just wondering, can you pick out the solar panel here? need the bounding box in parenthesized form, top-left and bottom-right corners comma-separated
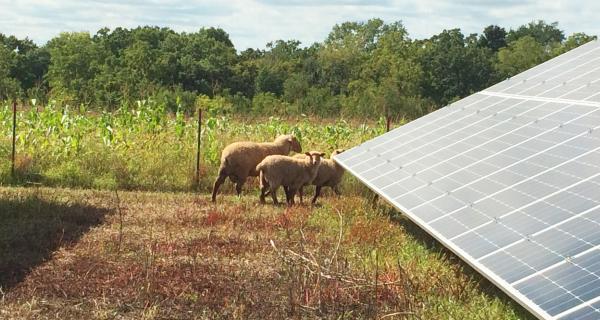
(335, 39, 600, 320)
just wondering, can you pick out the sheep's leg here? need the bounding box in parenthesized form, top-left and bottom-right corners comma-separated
(211, 170, 227, 202)
(259, 172, 269, 204)
(311, 186, 322, 204)
(235, 175, 247, 197)
(259, 184, 269, 204)
(283, 187, 294, 204)
(270, 185, 280, 205)
(298, 186, 304, 204)
(264, 186, 287, 198)
(282, 186, 298, 204)
(287, 187, 297, 206)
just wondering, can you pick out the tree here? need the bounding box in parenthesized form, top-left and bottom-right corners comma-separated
(231, 48, 263, 97)
(506, 20, 564, 46)
(16, 46, 50, 94)
(0, 45, 21, 99)
(478, 25, 507, 52)
(255, 40, 305, 96)
(255, 65, 286, 95)
(553, 32, 597, 55)
(46, 32, 102, 104)
(325, 18, 386, 51)
(123, 40, 157, 96)
(156, 28, 241, 96)
(0, 19, 593, 119)
(178, 28, 237, 95)
(346, 21, 423, 117)
(318, 19, 391, 95)
(497, 36, 547, 78)
(283, 73, 310, 104)
(419, 29, 494, 106)
(0, 33, 50, 99)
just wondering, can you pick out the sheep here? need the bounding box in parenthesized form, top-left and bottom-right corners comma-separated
(309, 149, 346, 204)
(257, 151, 326, 205)
(288, 149, 346, 204)
(211, 134, 302, 202)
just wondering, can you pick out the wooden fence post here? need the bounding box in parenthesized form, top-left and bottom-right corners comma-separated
(11, 101, 17, 178)
(386, 115, 391, 133)
(195, 108, 202, 187)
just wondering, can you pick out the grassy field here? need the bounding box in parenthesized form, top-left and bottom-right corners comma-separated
(0, 101, 385, 191)
(0, 187, 535, 319)
(0, 103, 535, 319)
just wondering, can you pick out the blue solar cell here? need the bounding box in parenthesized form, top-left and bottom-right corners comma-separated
(335, 39, 600, 320)
(483, 249, 537, 283)
(560, 301, 600, 320)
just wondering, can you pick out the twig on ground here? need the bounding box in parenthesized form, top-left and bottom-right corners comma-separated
(270, 239, 365, 284)
(379, 311, 421, 319)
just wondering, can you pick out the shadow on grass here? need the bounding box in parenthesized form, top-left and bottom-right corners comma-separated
(0, 193, 110, 290)
(382, 206, 537, 320)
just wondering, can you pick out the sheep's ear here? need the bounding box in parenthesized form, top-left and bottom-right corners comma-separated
(320, 153, 326, 157)
(305, 152, 311, 157)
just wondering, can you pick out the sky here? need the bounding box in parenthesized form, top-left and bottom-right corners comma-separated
(0, 0, 598, 50)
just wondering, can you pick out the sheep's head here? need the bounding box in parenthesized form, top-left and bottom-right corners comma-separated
(330, 149, 345, 159)
(305, 151, 326, 166)
(277, 134, 302, 153)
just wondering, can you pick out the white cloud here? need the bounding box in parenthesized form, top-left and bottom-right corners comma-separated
(0, 0, 597, 49)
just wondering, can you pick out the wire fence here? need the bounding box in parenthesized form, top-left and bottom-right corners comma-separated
(1, 101, 394, 192)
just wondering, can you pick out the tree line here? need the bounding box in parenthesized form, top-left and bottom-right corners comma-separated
(0, 19, 596, 118)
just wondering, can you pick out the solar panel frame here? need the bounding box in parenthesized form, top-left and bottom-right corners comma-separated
(334, 39, 600, 320)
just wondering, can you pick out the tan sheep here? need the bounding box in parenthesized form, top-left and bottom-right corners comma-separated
(257, 151, 326, 205)
(289, 149, 346, 204)
(211, 134, 302, 202)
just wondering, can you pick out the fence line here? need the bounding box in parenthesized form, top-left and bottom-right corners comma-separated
(2, 103, 387, 190)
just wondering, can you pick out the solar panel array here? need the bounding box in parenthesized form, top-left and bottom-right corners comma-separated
(334, 39, 600, 320)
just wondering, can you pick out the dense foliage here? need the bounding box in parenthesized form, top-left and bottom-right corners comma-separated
(0, 19, 596, 117)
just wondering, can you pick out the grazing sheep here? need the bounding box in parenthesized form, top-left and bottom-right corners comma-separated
(257, 151, 326, 205)
(288, 149, 346, 204)
(310, 149, 346, 204)
(211, 134, 302, 202)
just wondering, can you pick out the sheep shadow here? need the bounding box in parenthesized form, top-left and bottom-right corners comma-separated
(382, 206, 537, 320)
(0, 195, 109, 290)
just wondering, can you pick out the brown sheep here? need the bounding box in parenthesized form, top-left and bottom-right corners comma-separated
(257, 151, 326, 205)
(211, 134, 302, 202)
(288, 149, 345, 204)
(310, 149, 346, 204)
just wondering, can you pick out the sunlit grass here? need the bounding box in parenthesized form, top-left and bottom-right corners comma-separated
(0, 101, 387, 192)
(0, 187, 534, 319)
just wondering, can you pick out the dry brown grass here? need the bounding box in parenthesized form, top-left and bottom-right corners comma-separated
(0, 187, 534, 320)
